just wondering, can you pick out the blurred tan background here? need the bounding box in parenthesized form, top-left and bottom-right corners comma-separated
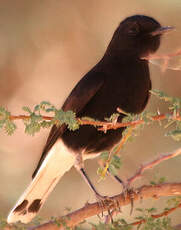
(0, 0, 181, 227)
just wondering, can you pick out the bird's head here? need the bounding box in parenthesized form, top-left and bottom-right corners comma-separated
(107, 15, 174, 58)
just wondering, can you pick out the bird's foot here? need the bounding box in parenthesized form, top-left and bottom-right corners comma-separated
(95, 193, 111, 209)
(95, 193, 121, 219)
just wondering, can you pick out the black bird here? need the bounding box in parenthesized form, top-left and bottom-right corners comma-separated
(7, 15, 173, 223)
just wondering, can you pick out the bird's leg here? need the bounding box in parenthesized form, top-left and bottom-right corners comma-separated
(79, 168, 108, 200)
(74, 153, 107, 200)
(77, 167, 117, 217)
(74, 154, 121, 218)
(107, 168, 134, 214)
(108, 168, 125, 187)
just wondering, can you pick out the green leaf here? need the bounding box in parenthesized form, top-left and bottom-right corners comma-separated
(166, 129, 181, 141)
(150, 175, 166, 186)
(166, 196, 181, 208)
(34, 105, 40, 111)
(100, 151, 109, 160)
(151, 90, 181, 113)
(108, 164, 118, 176)
(146, 207, 157, 213)
(31, 113, 42, 122)
(40, 101, 51, 106)
(0, 107, 11, 120)
(4, 120, 16, 135)
(25, 122, 41, 136)
(22, 106, 32, 114)
(46, 108, 55, 112)
(0, 119, 5, 128)
(89, 222, 108, 230)
(110, 155, 122, 169)
(24, 113, 43, 135)
(109, 164, 118, 176)
(65, 111, 79, 131)
(105, 113, 120, 122)
(136, 208, 144, 212)
(158, 177, 166, 184)
(41, 121, 52, 128)
(40, 101, 54, 112)
(53, 110, 79, 131)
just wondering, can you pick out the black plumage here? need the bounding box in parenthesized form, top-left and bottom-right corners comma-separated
(8, 15, 173, 223)
(33, 15, 160, 176)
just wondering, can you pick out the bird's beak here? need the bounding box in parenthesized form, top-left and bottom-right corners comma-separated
(151, 26, 175, 36)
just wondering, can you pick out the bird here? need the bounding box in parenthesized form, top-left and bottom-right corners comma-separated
(7, 15, 173, 224)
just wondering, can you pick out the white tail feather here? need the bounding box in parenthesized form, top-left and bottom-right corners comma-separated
(7, 139, 75, 224)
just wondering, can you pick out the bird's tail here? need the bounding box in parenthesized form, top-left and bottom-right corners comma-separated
(7, 139, 75, 224)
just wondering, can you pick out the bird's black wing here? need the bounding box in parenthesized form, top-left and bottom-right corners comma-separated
(32, 72, 105, 178)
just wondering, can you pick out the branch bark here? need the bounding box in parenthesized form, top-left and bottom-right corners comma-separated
(8, 113, 181, 131)
(28, 183, 181, 230)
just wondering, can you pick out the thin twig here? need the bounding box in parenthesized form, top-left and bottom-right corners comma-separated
(10, 115, 52, 121)
(127, 147, 181, 185)
(142, 49, 181, 72)
(130, 202, 181, 226)
(144, 49, 181, 61)
(97, 126, 136, 179)
(7, 113, 181, 131)
(115, 125, 136, 154)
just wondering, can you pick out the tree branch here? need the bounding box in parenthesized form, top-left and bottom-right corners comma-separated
(130, 201, 181, 226)
(28, 183, 181, 230)
(127, 147, 181, 185)
(142, 48, 181, 72)
(7, 113, 181, 131)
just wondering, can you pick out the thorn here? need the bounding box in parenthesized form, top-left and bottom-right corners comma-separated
(117, 107, 128, 115)
(157, 108, 161, 115)
(84, 200, 90, 207)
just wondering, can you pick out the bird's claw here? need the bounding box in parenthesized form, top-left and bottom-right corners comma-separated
(96, 194, 111, 208)
(95, 193, 121, 220)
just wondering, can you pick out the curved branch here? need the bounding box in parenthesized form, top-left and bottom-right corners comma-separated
(28, 183, 181, 230)
(130, 202, 181, 226)
(127, 147, 181, 185)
